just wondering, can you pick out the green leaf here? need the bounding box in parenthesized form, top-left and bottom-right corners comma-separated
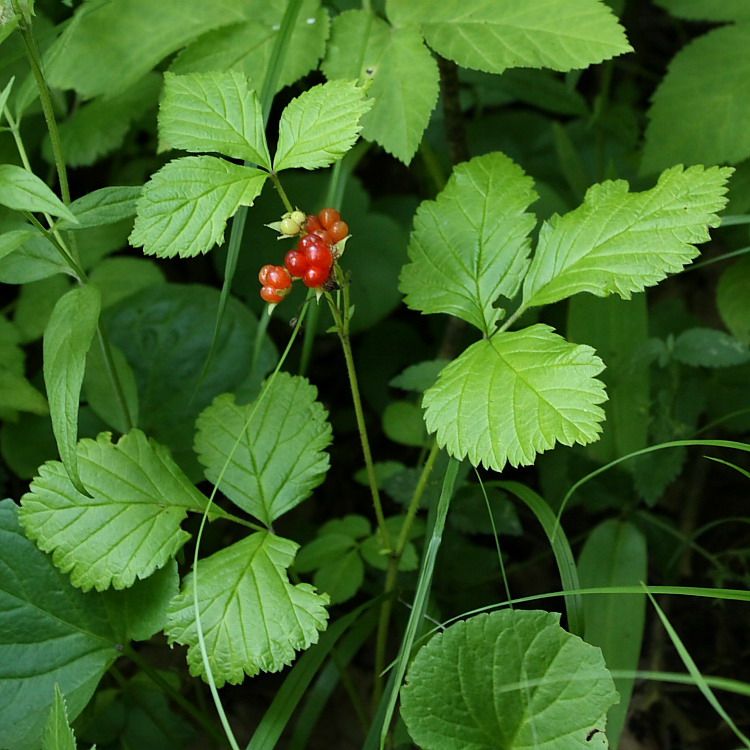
(322, 10, 439, 164)
(194, 372, 332, 526)
(42, 685, 77, 750)
(717, 257, 750, 345)
(0, 368, 49, 415)
(159, 71, 271, 168)
(522, 165, 733, 309)
(273, 80, 372, 171)
(386, 0, 632, 74)
(314, 549, 364, 604)
(105, 283, 277, 478)
(390, 360, 449, 392)
(84, 340, 139, 433)
(0, 227, 39, 262)
(89, 257, 165, 309)
(0, 495, 117, 750)
(295, 533, 357, 572)
(50, 73, 161, 167)
(59, 186, 142, 230)
(44, 0, 247, 99)
(400, 609, 618, 749)
(422, 325, 607, 471)
(382, 400, 428, 447)
(14, 275, 72, 343)
(653, 0, 750, 25)
(672, 327, 750, 368)
(171, 0, 329, 95)
(130, 156, 268, 258)
(0, 229, 67, 284)
(578, 520, 647, 749)
(0, 164, 78, 223)
(165, 532, 329, 685)
(642, 25, 750, 173)
(400, 152, 537, 335)
(43, 284, 101, 494)
(320, 514, 371, 538)
(19, 429, 207, 592)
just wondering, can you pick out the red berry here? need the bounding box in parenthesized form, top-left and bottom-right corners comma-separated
(265, 265, 292, 290)
(260, 286, 284, 303)
(300, 234, 328, 253)
(303, 265, 329, 288)
(285, 249, 309, 277)
(318, 208, 340, 230)
(305, 243, 333, 270)
(312, 228, 333, 245)
(258, 264, 275, 285)
(329, 220, 348, 244)
(306, 214, 323, 233)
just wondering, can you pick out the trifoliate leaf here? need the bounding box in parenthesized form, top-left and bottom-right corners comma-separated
(386, 0, 632, 74)
(400, 152, 537, 335)
(522, 165, 733, 309)
(400, 609, 618, 750)
(159, 71, 271, 168)
(423, 325, 607, 471)
(322, 10, 439, 164)
(170, 0, 329, 95)
(19, 429, 207, 592)
(43, 285, 101, 494)
(0, 164, 78, 224)
(165, 532, 329, 685)
(717, 257, 750, 345)
(672, 327, 750, 368)
(130, 156, 268, 257)
(194, 372, 332, 526)
(273, 80, 372, 171)
(642, 25, 750, 172)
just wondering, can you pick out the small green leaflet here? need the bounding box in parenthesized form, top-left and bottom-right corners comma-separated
(672, 327, 750, 368)
(322, 10, 439, 164)
(20, 429, 208, 592)
(159, 71, 271, 168)
(422, 325, 607, 471)
(42, 685, 77, 750)
(273, 80, 372, 171)
(522, 165, 733, 308)
(58, 186, 142, 230)
(642, 25, 750, 172)
(0, 164, 78, 224)
(194, 372, 332, 527)
(129, 156, 268, 257)
(717, 257, 750, 344)
(400, 152, 537, 335)
(400, 609, 618, 750)
(386, 0, 632, 74)
(165, 532, 329, 685)
(43, 284, 101, 495)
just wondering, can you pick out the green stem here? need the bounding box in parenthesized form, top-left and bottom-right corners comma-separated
(14, 1, 70, 204)
(326, 293, 391, 551)
(270, 171, 295, 213)
(24, 211, 86, 280)
(123, 645, 229, 747)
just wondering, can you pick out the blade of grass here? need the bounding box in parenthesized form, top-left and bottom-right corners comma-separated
(499, 481, 584, 637)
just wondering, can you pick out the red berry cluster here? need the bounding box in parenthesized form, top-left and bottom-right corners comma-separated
(259, 207, 349, 304)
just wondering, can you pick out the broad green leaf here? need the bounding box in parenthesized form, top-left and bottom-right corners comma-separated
(386, 0, 632, 74)
(44, 0, 247, 99)
(0, 499, 177, 750)
(170, 0, 329, 95)
(273, 80, 372, 171)
(42, 685, 76, 750)
(672, 327, 750, 368)
(642, 25, 750, 173)
(19, 429, 208, 591)
(400, 609, 618, 749)
(390, 360, 449, 393)
(194, 372, 332, 526)
(400, 152, 537, 335)
(422, 325, 607, 471)
(84, 340, 139, 433)
(89, 257, 165, 308)
(0, 164, 77, 223)
(0, 230, 67, 284)
(43, 284, 101, 494)
(165, 532, 329, 685)
(59, 186, 142, 230)
(382, 400, 428, 447)
(129, 156, 268, 258)
(322, 10, 439, 164)
(578, 520, 647, 749)
(14, 275, 72, 343)
(106, 284, 277, 478)
(653, 0, 750, 23)
(0, 369, 48, 415)
(295, 533, 357, 572)
(0, 227, 38, 261)
(522, 165, 733, 309)
(159, 71, 271, 168)
(313, 549, 364, 604)
(50, 73, 161, 167)
(717, 257, 750, 345)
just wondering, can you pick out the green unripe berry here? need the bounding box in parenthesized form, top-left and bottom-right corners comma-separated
(280, 217, 301, 236)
